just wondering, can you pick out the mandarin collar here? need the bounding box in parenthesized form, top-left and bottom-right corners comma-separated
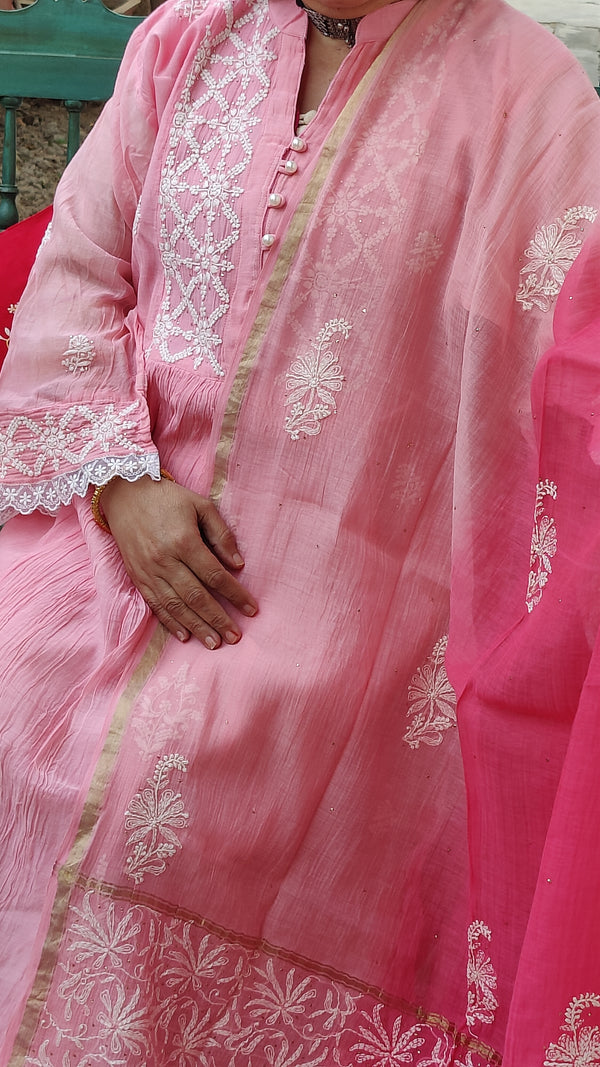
(268, 0, 421, 42)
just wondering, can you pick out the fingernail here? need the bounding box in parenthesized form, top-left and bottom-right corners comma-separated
(225, 630, 241, 644)
(176, 630, 188, 643)
(242, 604, 257, 617)
(232, 553, 244, 567)
(204, 635, 218, 649)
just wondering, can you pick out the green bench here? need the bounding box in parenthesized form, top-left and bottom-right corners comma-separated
(0, 0, 145, 230)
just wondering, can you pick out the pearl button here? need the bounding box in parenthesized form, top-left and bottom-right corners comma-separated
(291, 136, 307, 152)
(268, 192, 285, 208)
(283, 160, 298, 175)
(261, 233, 276, 248)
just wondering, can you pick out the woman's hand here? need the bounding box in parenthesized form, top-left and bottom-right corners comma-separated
(101, 475, 257, 648)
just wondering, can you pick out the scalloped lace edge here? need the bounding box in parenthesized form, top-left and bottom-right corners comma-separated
(0, 452, 160, 525)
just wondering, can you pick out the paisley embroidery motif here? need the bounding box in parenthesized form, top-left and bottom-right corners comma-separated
(284, 319, 350, 440)
(526, 479, 558, 613)
(404, 636, 457, 749)
(124, 754, 190, 885)
(544, 993, 600, 1067)
(516, 206, 597, 313)
(466, 921, 498, 1029)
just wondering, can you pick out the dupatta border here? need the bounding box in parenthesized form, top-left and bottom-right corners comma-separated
(9, 624, 169, 1065)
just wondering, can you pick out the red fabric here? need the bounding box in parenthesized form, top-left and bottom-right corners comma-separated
(0, 207, 53, 369)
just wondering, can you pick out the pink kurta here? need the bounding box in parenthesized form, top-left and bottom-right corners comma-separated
(1, 0, 600, 1061)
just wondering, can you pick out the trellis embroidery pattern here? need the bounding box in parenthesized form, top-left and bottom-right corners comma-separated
(544, 993, 600, 1066)
(284, 319, 350, 440)
(466, 921, 498, 1029)
(403, 635, 457, 749)
(23, 889, 498, 1065)
(151, 0, 278, 374)
(516, 206, 597, 313)
(526, 479, 558, 613)
(124, 754, 190, 885)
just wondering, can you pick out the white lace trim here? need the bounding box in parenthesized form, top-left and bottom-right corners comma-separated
(151, 0, 278, 374)
(0, 452, 160, 523)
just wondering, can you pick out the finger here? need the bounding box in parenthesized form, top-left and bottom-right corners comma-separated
(193, 496, 247, 570)
(184, 543, 258, 619)
(140, 578, 235, 650)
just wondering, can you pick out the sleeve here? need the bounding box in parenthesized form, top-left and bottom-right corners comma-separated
(0, 6, 178, 525)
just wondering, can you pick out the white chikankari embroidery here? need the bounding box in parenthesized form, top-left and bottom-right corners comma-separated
(404, 636, 457, 749)
(124, 754, 190, 885)
(2, 303, 17, 351)
(62, 334, 96, 374)
(516, 206, 597, 312)
(284, 319, 350, 440)
(526, 479, 558, 613)
(25, 890, 496, 1065)
(0, 402, 142, 480)
(407, 230, 443, 274)
(0, 452, 159, 524)
(544, 993, 600, 1067)
(174, 0, 210, 19)
(132, 664, 200, 758)
(466, 921, 498, 1029)
(151, 0, 278, 374)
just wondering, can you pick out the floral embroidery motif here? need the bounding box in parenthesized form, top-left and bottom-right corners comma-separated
(526, 479, 558, 613)
(544, 993, 600, 1067)
(124, 753, 190, 884)
(407, 230, 443, 274)
(404, 636, 457, 749)
(132, 664, 200, 758)
(284, 319, 350, 440)
(151, 0, 278, 374)
(2, 303, 17, 351)
(466, 921, 498, 1029)
(62, 334, 96, 374)
(516, 206, 597, 312)
(25, 890, 496, 1065)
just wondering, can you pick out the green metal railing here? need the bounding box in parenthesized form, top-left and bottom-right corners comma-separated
(0, 0, 144, 230)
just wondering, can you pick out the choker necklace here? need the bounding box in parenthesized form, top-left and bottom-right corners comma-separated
(296, 0, 362, 46)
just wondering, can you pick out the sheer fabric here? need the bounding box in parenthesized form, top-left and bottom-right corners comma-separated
(1, 0, 600, 1061)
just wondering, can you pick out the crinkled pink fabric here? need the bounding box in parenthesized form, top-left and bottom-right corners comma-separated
(1, 0, 600, 1061)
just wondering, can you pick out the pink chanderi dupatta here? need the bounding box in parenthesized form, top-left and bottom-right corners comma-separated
(1, 0, 600, 1061)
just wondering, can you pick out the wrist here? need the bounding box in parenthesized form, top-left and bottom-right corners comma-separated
(91, 469, 174, 533)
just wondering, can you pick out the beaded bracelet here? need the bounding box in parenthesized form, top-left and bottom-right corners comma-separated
(91, 469, 175, 533)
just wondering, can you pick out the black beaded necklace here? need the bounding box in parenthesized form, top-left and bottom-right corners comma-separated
(296, 0, 362, 47)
